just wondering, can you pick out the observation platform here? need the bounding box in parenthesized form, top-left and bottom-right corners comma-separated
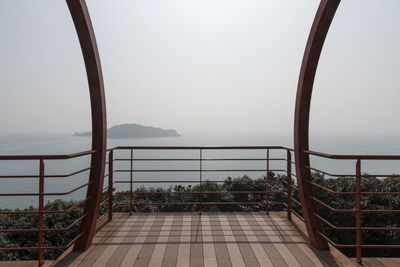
(52, 212, 356, 267)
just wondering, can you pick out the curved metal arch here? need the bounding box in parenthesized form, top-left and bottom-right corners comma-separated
(294, 0, 341, 250)
(65, 0, 107, 250)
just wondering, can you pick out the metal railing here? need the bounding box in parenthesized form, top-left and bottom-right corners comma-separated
(304, 150, 400, 263)
(103, 146, 294, 218)
(0, 150, 96, 265)
(2, 145, 399, 264)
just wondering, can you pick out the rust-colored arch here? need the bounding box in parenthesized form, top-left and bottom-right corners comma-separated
(294, 0, 341, 250)
(66, 0, 107, 251)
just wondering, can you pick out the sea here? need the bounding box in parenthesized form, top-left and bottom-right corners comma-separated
(1, 133, 400, 209)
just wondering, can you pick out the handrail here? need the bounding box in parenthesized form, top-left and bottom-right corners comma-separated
(0, 150, 96, 160)
(305, 149, 400, 160)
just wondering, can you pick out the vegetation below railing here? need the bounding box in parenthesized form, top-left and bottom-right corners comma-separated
(109, 174, 286, 213)
(0, 200, 84, 261)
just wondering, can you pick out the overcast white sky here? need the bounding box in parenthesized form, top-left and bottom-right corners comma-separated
(0, 0, 399, 136)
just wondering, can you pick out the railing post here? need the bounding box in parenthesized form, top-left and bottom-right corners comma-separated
(108, 150, 113, 221)
(38, 159, 45, 266)
(356, 159, 362, 263)
(265, 149, 270, 214)
(287, 150, 292, 220)
(130, 149, 133, 215)
(199, 148, 203, 214)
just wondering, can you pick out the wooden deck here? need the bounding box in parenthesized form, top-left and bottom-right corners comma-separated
(51, 212, 362, 267)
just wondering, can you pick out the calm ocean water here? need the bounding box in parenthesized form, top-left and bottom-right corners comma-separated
(1, 133, 400, 209)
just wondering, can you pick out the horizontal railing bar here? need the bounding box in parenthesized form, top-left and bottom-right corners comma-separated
(291, 210, 304, 222)
(112, 146, 289, 150)
(114, 191, 272, 195)
(0, 228, 38, 233)
(44, 166, 94, 178)
(306, 166, 355, 177)
(0, 182, 91, 197)
(44, 197, 90, 214)
(307, 181, 356, 195)
(114, 201, 286, 206)
(97, 211, 108, 222)
(43, 232, 84, 250)
(307, 166, 400, 178)
(308, 181, 400, 196)
(290, 196, 302, 206)
(313, 212, 356, 230)
(0, 150, 96, 160)
(0, 192, 39, 197)
(317, 230, 400, 248)
(0, 209, 39, 215)
(305, 150, 400, 160)
(311, 196, 400, 213)
(0, 175, 39, 179)
(44, 182, 92, 196)
(43, 214, 87, 232)
(310, 196, 354, 213)
(0, 166, 94, 179)
(289, 184, 299, 191)
(0, 247, 40, 251)
(99, 197, 110, 207)
(114, 169, 286, 173)
(114, 158, 286, 161)
(113, 179, 285, 184)
(316, 231, 356, 248)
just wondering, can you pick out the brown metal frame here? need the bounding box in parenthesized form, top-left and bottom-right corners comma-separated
(294, 0, 341, 251)
(65, 0, 107, 251)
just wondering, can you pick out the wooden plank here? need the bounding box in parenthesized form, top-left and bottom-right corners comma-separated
(210, 214, 233, 267)
(119, 215, 157, 267)
(75, 215, 129, 267)
(235, 214, 274, 267)
(219, 214, 246, 267)
(376, 257, 400, 267)
(226, 214, 260, 267)
(201, 215, 218, 267)
(148, 215, 173, 266)
(162, 215, 183, 267)
(93, 215, 140, 266)
(267, 214, 316, 267)
(190, 214, 204, 267)
(361, 258, 386, 267)
(105, 214, 150, 267)
(245, 214, 289, 267)
(132, 215, 166, 267)
(176, 215, 192, 267)
(254, 214, 302, 267)
(288, 212, 358, 267)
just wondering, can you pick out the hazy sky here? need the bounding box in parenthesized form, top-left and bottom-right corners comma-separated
(0, 0, 399, 136)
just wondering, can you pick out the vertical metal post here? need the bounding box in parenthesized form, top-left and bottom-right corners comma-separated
(108, 150, 113, 221)
(38, 159, 45, 266)
(199, 149, 203, 214)
(130, 149, 133, 215)
(356, 159, 362, 263)
(265, 149, 270, 214)
(287, 150, 292, 220)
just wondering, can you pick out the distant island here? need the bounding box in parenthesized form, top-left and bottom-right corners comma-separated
(74, 123, 180, 139)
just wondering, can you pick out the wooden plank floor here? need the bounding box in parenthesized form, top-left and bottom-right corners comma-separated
(52, 212, 357, 267)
